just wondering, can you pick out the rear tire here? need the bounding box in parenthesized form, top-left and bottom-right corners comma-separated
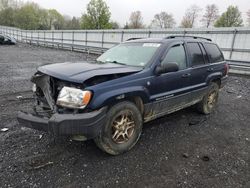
(196, 82, 219, 114)
(94, 101, 143, 155)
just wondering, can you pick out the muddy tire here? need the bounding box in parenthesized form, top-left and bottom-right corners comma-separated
(196, 82, 219, 114)
(94, 101, 143, 155)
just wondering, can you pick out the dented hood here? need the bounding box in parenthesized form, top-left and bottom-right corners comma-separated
(38, 61, 142, 83)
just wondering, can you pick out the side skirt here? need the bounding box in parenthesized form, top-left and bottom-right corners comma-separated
(144, 87, 208, 122)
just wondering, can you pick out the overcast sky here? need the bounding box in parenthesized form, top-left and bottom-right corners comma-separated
(22, 0, 250, 27)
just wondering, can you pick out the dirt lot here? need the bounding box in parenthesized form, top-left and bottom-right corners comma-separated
(0, 43, 249, 188)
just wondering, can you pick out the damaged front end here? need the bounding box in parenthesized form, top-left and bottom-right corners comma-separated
(31, 72, 88, 117)
(17, 59, 141, 138)
(31, 73, 56, 117)
(17, 72, 107, 138)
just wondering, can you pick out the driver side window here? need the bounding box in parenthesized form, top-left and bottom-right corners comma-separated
(161, 44, 187, 70)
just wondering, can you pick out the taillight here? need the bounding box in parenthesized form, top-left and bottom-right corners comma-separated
(224, 63, 229, 75)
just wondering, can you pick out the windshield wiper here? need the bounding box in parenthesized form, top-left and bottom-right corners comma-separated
(105, 60, 127, 66)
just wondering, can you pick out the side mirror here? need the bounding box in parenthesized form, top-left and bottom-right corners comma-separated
(155, 62, 179, 75)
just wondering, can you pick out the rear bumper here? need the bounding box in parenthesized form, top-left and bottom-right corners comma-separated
(17, 107, 107, 139)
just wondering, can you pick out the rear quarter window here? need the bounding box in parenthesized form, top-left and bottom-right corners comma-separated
(203, 43, 224, 63)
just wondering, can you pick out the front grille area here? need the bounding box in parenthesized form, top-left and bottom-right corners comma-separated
(32, 72, 84, 115)
(31, 73, 56, 114)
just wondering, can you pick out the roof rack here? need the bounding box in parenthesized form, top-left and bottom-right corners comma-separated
(126, 37, 144, 41)
(165, 35, 212, 41)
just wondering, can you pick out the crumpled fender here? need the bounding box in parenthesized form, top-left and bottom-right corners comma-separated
(89, 86, 150, 109)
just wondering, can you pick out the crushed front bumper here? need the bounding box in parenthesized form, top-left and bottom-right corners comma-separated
(17, 107, 107, 139)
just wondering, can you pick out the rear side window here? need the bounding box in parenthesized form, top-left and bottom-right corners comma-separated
(199, 44, 209, 64)
(203, 43, 224, 63)
(187, 43, 205, 66)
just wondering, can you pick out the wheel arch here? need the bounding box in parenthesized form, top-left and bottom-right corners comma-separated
(206, 72, 222, 87)
(211, 78, 221, 87)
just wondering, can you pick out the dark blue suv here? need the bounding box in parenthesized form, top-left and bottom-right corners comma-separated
(18, 36, 229, 155)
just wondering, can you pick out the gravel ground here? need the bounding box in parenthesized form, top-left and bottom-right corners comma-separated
(0, 43, 249, 188)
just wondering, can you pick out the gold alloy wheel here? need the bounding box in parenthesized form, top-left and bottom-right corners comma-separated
(207, 91, 217, 108)
(112, 112, 135, 144)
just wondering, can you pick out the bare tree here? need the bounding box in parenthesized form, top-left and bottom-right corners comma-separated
(151, 12, 176, 28)
(201, 4, 219, 28)
(180, 5, 202, 28)
(247, 10, 250, 26)
(128, 11, 144, 29)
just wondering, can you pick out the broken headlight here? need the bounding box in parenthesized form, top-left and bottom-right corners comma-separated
(56, 87, 92, 109)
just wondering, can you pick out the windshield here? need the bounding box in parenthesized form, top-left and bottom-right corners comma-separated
(97, 42, 161, 67)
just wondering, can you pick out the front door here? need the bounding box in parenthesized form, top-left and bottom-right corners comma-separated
(146, 42, 192, 120)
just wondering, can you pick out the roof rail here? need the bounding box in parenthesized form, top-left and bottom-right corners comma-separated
(165, 35, 212, 41)
(126, 37, 144, 41)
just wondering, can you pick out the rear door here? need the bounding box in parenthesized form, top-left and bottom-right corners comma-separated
(186, 42, 210, 101)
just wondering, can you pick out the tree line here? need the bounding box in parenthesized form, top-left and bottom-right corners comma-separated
(0, 0, 250, 30)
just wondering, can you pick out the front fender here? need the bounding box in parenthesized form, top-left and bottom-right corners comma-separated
(89, 86, 150, 109)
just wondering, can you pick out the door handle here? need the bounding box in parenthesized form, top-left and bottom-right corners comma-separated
(207, 68, 214, 72)
(182, 73, 191, 78)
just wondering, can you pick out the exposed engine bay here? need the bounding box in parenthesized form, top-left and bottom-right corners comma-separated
(31, 72, 133, 117)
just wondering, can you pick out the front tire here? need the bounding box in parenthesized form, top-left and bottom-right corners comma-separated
(94, 101, 143, 155)
(196, 82, 219, 114)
